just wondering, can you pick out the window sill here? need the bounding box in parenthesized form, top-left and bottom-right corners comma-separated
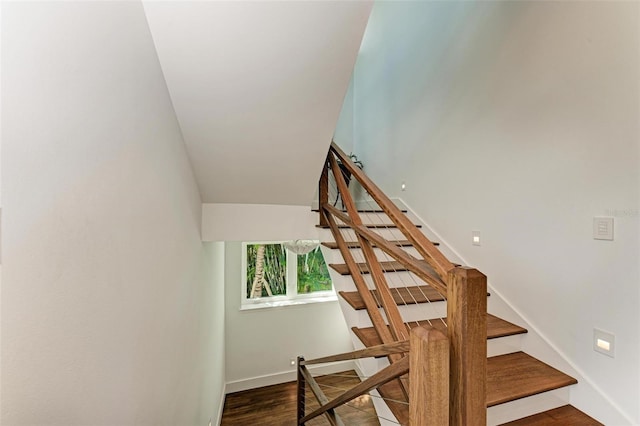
(240, 293, 338, 311)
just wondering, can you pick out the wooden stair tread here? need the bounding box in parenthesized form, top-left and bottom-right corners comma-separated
(500, 405, 602, 425)
(487, 352, 578, 407)
(352, 314, 527, 348)
(368, 352, 578, 423)
(321, 239, 439, 249)
(339, 285, 445, 310)
(317, 223, 422, 229)
(329, 260, 428, 275)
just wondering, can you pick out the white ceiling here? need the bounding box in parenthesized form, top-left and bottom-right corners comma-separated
(143, 1, 372, 205)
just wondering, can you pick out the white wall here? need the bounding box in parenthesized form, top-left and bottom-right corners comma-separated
(2, 3, 223, 425)
(334, 75, 355, 154)
(202, 203, 318, 242)
(348, 1, 639, 424)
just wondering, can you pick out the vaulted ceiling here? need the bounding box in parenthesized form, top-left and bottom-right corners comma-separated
(143, 1, 372, 205)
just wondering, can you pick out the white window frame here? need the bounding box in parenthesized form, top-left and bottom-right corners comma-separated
(240, 241, 337, 310)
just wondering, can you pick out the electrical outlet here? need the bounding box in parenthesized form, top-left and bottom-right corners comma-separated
(290, 358, 296, 367)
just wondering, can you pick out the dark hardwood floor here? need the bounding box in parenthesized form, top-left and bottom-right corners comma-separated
(220, 370, 380, 425)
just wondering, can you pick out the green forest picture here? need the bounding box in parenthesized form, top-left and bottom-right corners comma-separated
(297, 246, 332, 294)
(246, 243, 332, 298)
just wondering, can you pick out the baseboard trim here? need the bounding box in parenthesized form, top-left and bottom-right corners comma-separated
(225, 360, 356, 394)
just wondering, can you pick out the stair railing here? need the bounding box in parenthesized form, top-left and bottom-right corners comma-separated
(318, 141, 488, 426)
(297, 326, 449, 425)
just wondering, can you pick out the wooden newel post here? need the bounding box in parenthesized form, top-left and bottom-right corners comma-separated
(319, 157, 329, 228)
(297, 356, 306, 425)
(409, 326, 449, 426)
(447, 267, 487, 426)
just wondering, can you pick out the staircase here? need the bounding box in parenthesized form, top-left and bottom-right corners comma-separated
(307, 142, 603, 425)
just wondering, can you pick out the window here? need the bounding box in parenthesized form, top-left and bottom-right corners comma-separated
(242, 241, 335, 309)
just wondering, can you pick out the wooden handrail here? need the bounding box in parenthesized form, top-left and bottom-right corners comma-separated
(328, 142, 454, 281)
(301, 339, 410, 366)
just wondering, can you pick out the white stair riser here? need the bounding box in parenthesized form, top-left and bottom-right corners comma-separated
(339, 299, 447, 329)
(318, 211, 403, 224)
(330, 271, 433, 292)
(487, 387, 571, 425)
(320, 210, 421, 224)
(370, 271, 432, 289)
(336, 298, 361, 330)
(397, 302, 447, 324)
(487, 335, 523, 357)
(324, 227, 415, 243)
(341, 212, 392, 223)
(323, 246, 423, 264)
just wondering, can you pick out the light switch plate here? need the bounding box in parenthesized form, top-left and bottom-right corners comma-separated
(593, 217, 614, 240)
